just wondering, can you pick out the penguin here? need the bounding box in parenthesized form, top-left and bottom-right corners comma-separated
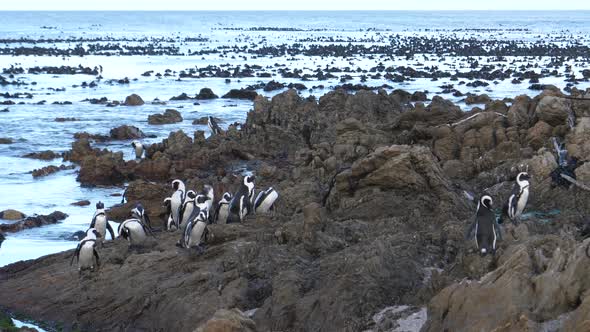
(90, 201, 115, 242)
(70, 228, 101, 272)
(227, 175, 255, 223)
(465, 195, 502, 255)
(131, 203, 153, 230)
(208, 116, 222, 135)
(180, 210, 208, 250)
(120, 186, 128, 204)
(202, 184, 214, 214)
(170, 179, 186, 230)
(163, 197, 175, 231)
(253, 187, 279, 214)
(195, 194, 212, 220)
(131, 140, 144, 159)
(179, 190, 197, 231)
(214, 192, 232, 224)
(118, 204, 154, 246)
(505, 172, 531, 224)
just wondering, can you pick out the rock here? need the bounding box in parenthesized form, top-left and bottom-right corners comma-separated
(54, 117, 78, 122)
(508, 95, 535, 128)
(195, 309, 257, 332)
(574, 162, 590, 183)
(263, 80, 285, 92)
(0, 209, 26, 220)
(77, 152, 126, 185)
(148, 109, 183, 125)
(527, 150, 558, 180)
(222, 89, 258, 100)
(22, 150, 61, 160)
(31, 164, 76, 178)
(196, 88, 219, 100)
(0, 138, 13, 144)
(535, 95, 570, 126)
(170, 93, 192, 101)
(71, 200, 91, 206)
(193, 116, 222, 125)
(0, 211, 67, 233)
(124, 93, 144, 106)
(302, 203, 324, 254)
(109, 125, 145, 140)
(526, 121, 553, 151)
(566, 117, 590, 162)
(465, 94, 491, 105)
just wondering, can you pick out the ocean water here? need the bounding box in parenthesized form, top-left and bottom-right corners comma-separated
(1, 11, 590, 269)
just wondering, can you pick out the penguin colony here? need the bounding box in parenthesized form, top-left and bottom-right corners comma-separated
(71, 152, 279, 273)
(465, 171, 531, 256)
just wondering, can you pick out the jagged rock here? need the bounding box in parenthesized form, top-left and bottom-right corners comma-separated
(148, 109, 183, 125)
(77, 152, 125, 185)
(109, 125, 145, 140)
(31, 164, 76, 178)
(0, 138, 13, 144)
(0, 211, 67, 233)
(575, 162, 590, 183)
(124, 93, 144, 106)
(526, 121, 553, 151)
(508, 95, 535, 128)
(223, 89, 258, 100)
(196, 88, 219, 100)
(22, 150, 62, 160)
(566, 117, 590, 162)
(0, 209, 26, 220)
(194, 309, 257, 332)
(465, 94, 491, 105)
(71, 200, 90, 206)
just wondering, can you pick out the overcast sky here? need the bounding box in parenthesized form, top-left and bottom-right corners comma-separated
(1, 0, 588, 11)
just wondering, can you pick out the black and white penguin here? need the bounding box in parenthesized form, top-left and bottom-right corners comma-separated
(179, 190, 197, 231)
(227, 175, 255, 223)
(180, 210, 208, 250)
(506, 172, 531, 224)
(70, 228, 101, 272)
(170, 179, 186, 230)
(465, 195, 502, 255)
(163, 197, 175, 231)
(118, 204, 153, 246)
(214, 192, 232, 224)
(208, 116, 222, 135)
(195, 194, 212, 220)
(202, 184, 214, 214)
(131, 203, 153, 230)
(90, 201, 115, 242)
(131, 140, 144, 159)
(253, 187, 279, 214)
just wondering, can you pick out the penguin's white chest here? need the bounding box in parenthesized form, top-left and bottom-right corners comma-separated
(180, 203, 194, 229)
(218, 204, 229, 224)
(95, 216, 107, 237)
(79, 242, 95, 269)
(134, 145, 143, 158)
(256, 190, 278, 214)
(188, 221, 207, 247)
(126, 221, 147, 245)
(516, 188, 529, 216)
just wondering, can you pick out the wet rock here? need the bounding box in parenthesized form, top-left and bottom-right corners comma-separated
(109, 125, 145, 140)
(566, 118, 590, 162)
(263, 80, 285, 92)
(170, 93, 192, 101)
(465, 93, 491, 105)
(526, 121, 553, 151)
(196, 88, 219, 100)
(508, 95, 535, 128)
(411, 91, 428, 101)
(0, 138, 13, 144)
(31, 164, 75, 178)
(193, 116, 222, 125)
(148, 109, 183, 125)
(54, 117, 78, 122)
(71, 200, 90, 206)
(0, 211, 67, 233)
(0, 209, 26, 220)
(77, 152, 126, 186)
(195, 308, 257, 332)
(536, 95, 570, 126)
(223, 89, 258, 100)
(22, 150, 62, 160)
(574, 162, 590, 183)
(124, 93, 144, 106)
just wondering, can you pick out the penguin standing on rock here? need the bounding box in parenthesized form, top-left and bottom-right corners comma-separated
(118, 204, 154, 247)
(179, 190, 197, 231)
(131, 140, 144, 159)
(180, 210, 209, 252)
(90, 201, 115, 243)
(164, 197, 174, 231)
(253, 187, 279, 214)
(465, 195, 502, 256)
(170, 179, 186, 230)
(505, 172, 531, 225)
(70, 228, 101, 273)
(227, 175, 255, 223)
(208, 116, 222, 135)
(214, 192, 232, 224)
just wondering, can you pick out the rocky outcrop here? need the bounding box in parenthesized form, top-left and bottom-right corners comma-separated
(22, 150, 62, 160)
(124, 93, 144, 106)
(109, 125, 145, 140)
(222, 89, 258, 100)
(196, 88, 219, 100)
(195, 309, 257, 332)
(148, 109, 183, 124)
(0, 138, 13, 144)
(0, 211, 67, 233)
(77, 152, 126, 186)
(31, 164, 75, 178)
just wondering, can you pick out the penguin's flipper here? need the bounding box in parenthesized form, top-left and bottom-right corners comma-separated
(106, 221, 115, 240)
(144, 213, 152, 229)
(494, 218, 503, 241)
(70, 244, 81, 266)
(464, 218, 476, 240)
(93, 248, 100, 268)
(90, 214, 97, 229)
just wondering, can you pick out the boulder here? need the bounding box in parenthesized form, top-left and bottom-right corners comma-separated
(148, 109, 183, 125)
(465, 94, 491, 105)
(22, 150, 62, 160)
(0, 138, 13, 144)
(526, 121, 553, 151)
(31, 164, 76, 178)
(222, 89, 258, 100)
(507, 95, 535, 128)
(0, 209, 26, 220)
(77, 152, 126, 185)
(196, 88, 219, 100)
(194, 309, 257, 332)
(574, 162, 590, 183)
(71, 200, 91, 206)
(109, 125, 145, 140)
(124, 93, 144, 106)
(0, 211, 67, 233)
(535, 95, 570, 127)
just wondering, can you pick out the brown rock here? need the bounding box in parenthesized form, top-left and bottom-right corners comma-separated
(0, 138, 13, 144)
(526, 121, 553, 151)
(535, 95, 570, 127)
(71, 200, 91, 206)
(0, 209, 26, 220)
(109, 125, 145, 140)
(124, 93, 144, 106)
(31, 164, 75, 178)
(0, 211, 67, 233)
(148, 109, 183, 125)
(195, 309, 257, 332)
(22, 150, 62, 160)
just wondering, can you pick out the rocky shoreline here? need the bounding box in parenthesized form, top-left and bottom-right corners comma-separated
(2, 86, 590, 331)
